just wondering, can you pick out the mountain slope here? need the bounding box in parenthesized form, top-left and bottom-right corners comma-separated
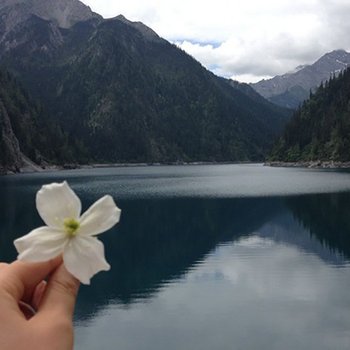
(0, 0, 290, 163)
(269, 68, 350, 162)
(0, 97, 22, 173)
(0, 69, 80, 173)
(251, 50, 350, 109)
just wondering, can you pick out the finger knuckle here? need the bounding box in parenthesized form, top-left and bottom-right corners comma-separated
(51, 278, 79, 299)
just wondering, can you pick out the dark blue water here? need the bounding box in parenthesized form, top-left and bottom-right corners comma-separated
(1, 164, 350, 350)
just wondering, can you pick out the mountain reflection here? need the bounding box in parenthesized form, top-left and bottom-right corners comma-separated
(286, 193, 350, 258)
(75, 197, 282, 320)
(0, 182, 42, 262)
(75, 193, 350, 321)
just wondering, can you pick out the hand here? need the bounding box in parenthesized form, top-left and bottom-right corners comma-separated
(0, 258, 80, 350)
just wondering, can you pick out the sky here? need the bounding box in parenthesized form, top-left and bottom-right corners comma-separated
(80, 0, 350, 83)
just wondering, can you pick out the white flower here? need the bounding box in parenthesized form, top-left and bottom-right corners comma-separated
(14, 181, 121, 285)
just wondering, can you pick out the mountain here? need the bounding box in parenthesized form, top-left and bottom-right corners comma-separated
(0, 0, 100, 32)
(269, 68, 350, 162)
(251, 50, 350, 109)
(0, 0, 290, 164)
(0, 69, 81, 174)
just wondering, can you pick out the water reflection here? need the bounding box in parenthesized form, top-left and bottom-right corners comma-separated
(0, 183, 42, 262)
(286, 193, 350, 258)
(75, 197, 282, 321)
(75, 193, 350, 321)
(1, 190, 350, 316)
(75, 197, 350, 350)
(1, 166, 350, 350)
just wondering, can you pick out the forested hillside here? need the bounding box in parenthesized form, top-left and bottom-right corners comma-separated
(0, 70, 81, 173)
(270, 68, 350, 162)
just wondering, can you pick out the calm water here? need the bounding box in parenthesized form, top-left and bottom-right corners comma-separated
(1, 164, 350, 350)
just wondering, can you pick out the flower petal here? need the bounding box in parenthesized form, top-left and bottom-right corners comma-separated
(36, 181, 82, 228)
(14, 227, 67, 262)
(63, 236, 110, 285)
(78, 195, 121, 236)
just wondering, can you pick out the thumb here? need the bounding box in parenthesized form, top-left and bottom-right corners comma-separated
(37, 263, 80, 320)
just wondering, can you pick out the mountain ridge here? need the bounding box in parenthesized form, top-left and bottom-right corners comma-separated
(251, 49, 350, 109)
(0, 0, 101, 30)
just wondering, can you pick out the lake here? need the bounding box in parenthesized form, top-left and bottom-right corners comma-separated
(1, 164, 350, 350)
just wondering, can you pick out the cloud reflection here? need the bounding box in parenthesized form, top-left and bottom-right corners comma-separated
(75, 231, 350, 350)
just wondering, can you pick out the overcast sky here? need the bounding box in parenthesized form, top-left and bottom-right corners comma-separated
(81, 0, 350, 83)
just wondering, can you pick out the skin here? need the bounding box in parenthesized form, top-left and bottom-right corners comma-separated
(0, 258, 80, 350)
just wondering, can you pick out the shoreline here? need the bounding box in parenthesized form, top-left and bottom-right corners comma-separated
(4, 159, 350, 175)
(265, 161, 350, 169)
(2, 160, 257, 176)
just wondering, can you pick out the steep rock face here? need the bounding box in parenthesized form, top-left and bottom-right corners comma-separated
(0, 15, 64, 57)
(251, 50, 350, 109)
(0, 0, 100, 31)
(0, 99, 22, 174)
(0, 0, 101, 56)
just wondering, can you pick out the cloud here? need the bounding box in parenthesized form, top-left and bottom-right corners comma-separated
(81, 0, 350, 83)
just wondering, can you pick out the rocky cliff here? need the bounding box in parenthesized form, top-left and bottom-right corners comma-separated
(0, 69, 78, 174)
(0, 98, 22, 174)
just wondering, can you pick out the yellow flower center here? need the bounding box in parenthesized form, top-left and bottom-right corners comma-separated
(64, 218, 80, 237)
